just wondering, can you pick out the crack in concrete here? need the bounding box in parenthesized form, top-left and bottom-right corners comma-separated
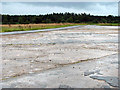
(2, 53, 117, 82)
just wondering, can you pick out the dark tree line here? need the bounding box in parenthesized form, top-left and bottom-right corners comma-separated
(1, 12, 120, 24)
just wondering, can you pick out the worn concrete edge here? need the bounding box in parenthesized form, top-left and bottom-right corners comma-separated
(0, 25, 83, 35)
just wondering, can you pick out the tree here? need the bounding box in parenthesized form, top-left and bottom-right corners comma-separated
(2, 13, 119, 24)
(66, 17, 73, 23)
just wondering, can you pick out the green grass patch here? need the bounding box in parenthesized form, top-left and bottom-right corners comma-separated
(1, 24, 80, 32)
(95, 23, 119, 26)
(1, 23, 119, 32)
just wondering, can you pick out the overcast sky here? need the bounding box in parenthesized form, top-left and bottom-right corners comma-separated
(1, 2, 118, 16)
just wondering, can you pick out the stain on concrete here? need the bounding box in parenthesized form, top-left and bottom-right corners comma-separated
(90, 76, 118, 87)
(111, 61, 118, 64)
(84, 70, 100, 76)
(84, 71, 95, 76)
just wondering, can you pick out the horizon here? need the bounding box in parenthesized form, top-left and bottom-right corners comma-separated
(1, 2, 118, 16)
(1, 12, 118, 17)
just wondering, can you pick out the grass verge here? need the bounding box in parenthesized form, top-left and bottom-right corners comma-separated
(1, 23, 119, 32)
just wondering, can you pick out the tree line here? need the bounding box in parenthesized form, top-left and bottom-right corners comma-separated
(1, 12, 120, 24)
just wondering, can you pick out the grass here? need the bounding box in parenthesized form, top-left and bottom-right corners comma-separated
(1, 23, 79, 32)
(95, 23, 119, 26)
(1, 23, 119, 32)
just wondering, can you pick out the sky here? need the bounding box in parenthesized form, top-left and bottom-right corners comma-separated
(1, 2, 118, 16)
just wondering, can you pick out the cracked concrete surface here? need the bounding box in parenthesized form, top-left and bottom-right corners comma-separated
(0, 25, 118, 88)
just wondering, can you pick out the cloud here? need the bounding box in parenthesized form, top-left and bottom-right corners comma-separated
(1, 2, 118, 16)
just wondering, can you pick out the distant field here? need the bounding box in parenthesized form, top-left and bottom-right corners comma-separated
(96, 23, 119, 26)
(1, 23, 119, 32)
